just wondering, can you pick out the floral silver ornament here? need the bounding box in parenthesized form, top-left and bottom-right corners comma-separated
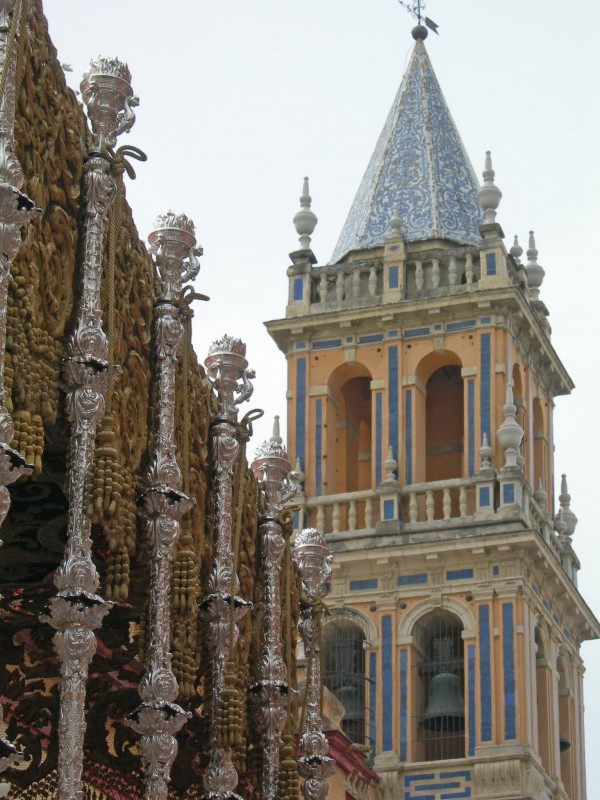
(199, 335, 255, 800)
(42, 55, 137, 800)
(0, 0, 37, 527)
(249, 418, 298, 800)
(293, 528, 334, 800)
(126, 213, 200, 800)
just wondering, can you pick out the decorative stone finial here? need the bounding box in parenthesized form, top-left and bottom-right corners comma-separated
(533, 478, 547, 510)
(386, 210, 405, 240)
(412, 24, 428, 41)
(382, 445, 398, 483)
(81, 56, 139, 150)
(510, 235, 523, 263)
(478, 151, 502, 225)
(479, 433, 493, 470)
(526, 230, 545, 301)
(554, 508, 568, 539)
(559, 474, 578, 537)
(496, 382, 524, 469)
(293, 177, 318, 251)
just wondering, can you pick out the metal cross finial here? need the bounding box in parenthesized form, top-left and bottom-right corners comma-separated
(396, 0, 439, 34)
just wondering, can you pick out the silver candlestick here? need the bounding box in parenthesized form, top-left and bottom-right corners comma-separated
(249, 417, 298, 800)
(126, 213, 201, 800)
(42, 56, 137, 800)
(200, 335, 254, 800)
(293, 528, 334, 800)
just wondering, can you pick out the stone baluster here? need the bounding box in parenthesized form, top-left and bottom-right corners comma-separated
(319, 273, 327, 303)
(415, 259, 424, 291)
(426, 490, 434, 521)
(199, 334, 255, 800)
(249, 417, 298, 800)
(443, 487, 451, 519)
(459, 486, 468, 517)
(449, 256, 458, 286)
(336, 270, 344, 303)
(316, 503, 325, 532)
(465, 253, 474, 284)
(293, 528, 334, 800)
(431, 257, 440, 289)
(352, 267, 361, 299)
(368, 265, 377, 297)
(409, 492, 418, 523)
(349, 500, 357, 531)
(42, 56, 138, 800)
(365, 497, 373, 528)
(126, 214, 201, 800)
(0, 0, 36, 524)
(332, 502, 341, 533)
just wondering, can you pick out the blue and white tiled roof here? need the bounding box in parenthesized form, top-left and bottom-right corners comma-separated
(330, 37, 482, 265)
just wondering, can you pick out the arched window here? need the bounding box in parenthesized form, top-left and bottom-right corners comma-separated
(323, 619, 367, 745)
(412, 611, 465, 761)
(532, 398, 546, 497)
(339, 377, 372, 492)
(557, 656, 573, 797)
(425, 365, 464, 482)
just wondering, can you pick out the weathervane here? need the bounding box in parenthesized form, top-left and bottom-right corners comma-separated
(396, 0, 439, 34)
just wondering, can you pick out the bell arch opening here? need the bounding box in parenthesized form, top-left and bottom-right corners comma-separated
(411, 610, 466, 762)
(328, 363, 372, 494)
(323, 618, 368, 746)
(425, 365, 464, 482)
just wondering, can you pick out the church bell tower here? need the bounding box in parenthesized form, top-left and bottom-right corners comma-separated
(266, 23, 598, 800)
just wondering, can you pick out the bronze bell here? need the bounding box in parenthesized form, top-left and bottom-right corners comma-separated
(421, 672, 465, 732)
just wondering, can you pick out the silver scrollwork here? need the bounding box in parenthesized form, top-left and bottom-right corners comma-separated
(0, 0, 37, 526)
(199, 335, 255, 800)
(126, 213, 200, 800)
(249, 417, 297, 800)
(293, 528, 334, 800)
(42, 56, 137, 800)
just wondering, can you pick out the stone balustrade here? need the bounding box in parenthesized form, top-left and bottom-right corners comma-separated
(309, 260, 383, 309)
(405, 250, 480, 297)
(292, 470, 575, 582)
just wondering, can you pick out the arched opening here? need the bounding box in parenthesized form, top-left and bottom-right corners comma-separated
(412, 610, 465, 762)
(535, 628, 551, 774)
(337, 376, 371, 493)
(323, 618, 367, 745)
(512, 364, 526, 469)
(425, 366, 464, 482)
(557, 657, 573, 797)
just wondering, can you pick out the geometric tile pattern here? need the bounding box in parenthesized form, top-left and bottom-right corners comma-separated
(403, 769, 472, 799)
(330, 38, 482, 264)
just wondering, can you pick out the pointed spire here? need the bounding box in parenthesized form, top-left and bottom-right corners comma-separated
(496, 381, 524, 469)
(270, 414, 282, 445)
(293, 177, 318, 251)
(559, 473, 578, 537)
(478, 151, 502, 226)
(382, 445, 398, 483)
(526, 230, 545, 301)
(330, 36, 482, 263)
(510, 235, 523, 264)
(479, 432, 493, 470)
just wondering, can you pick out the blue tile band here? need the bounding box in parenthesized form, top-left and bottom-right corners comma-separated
(315, 399, 322, 497)
(369, 651, 377, 757)
(350, 578, 378, 591)
(389, 265, 399, 288)
(376, 392, 382, 487)
(295, 358, 306, 469)
(400, 648, 408, 761)
(405, 389, 413, 484)
(479, 604, 492, 742)
(389, 346, 398, 462)
(397, 573, 428, 586)
(313, 338, 342, 350)
(293, 276, 303, 300)
(468, 644, 475, 755)
(446, 568, 473, 581)
(480, 333, 491, 442)
(486, 252, 496, 276)
(502, 603, 516, 740)
(468, 378, 475, 476)
(382, 615, 393, 750)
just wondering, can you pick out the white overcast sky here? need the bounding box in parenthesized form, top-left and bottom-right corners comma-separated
(44, 0, 600, 782)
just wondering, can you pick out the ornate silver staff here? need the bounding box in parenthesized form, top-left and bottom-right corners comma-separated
(42, 57, 138, 800)
(200, 335, 254, 800)
(126, 213, 201, 800)
(249, 417, 298, 800)
(0, 0, 37, 523)
(293, 528, 334, 800)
